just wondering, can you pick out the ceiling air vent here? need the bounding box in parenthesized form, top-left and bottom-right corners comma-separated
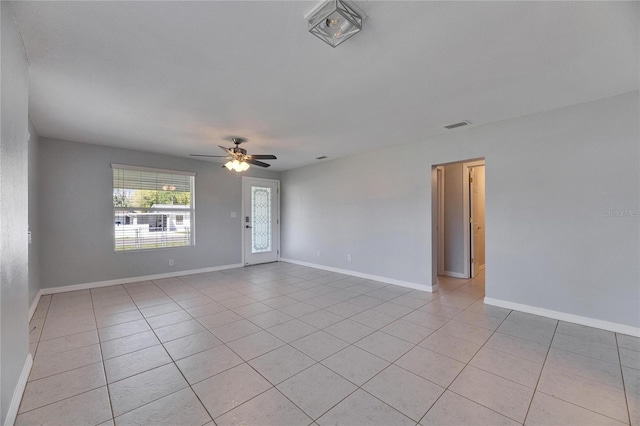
(444, 120, 470, 130)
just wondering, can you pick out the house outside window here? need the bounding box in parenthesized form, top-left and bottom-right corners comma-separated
(112, 164, 195, 251)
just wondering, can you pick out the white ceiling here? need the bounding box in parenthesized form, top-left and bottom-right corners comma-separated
(11, 1, 639, 171)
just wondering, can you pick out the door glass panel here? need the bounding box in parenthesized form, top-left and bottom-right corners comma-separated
(251, 186, 272, 253)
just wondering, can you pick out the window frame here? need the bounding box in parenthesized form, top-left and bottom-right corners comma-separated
(111, 163, 196, 253)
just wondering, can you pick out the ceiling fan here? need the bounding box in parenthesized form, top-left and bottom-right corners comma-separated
(190, 137, 277, 171)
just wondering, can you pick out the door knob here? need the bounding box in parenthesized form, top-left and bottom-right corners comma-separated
(245, 225, 252, 229)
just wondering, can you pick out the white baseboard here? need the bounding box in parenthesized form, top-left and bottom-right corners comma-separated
(281, 258, 434, 292)
(40, 263, 244, 295)
(484, 297, 640, 337)
(28, 290, 42, 321)
(443, 271, 467, 279)
(4, 353, 33, 426)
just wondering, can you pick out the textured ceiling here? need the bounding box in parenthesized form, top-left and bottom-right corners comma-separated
(10, 1, 639, 171)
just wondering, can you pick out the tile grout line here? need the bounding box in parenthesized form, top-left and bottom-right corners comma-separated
(615, 333, 633, 426)
(19, 298, 80, 418)
(16, 297, 105, 421)
(256, 275, 486, 423)
(25, 266, 636, 425)
(26, 270, 296, 422)
(29, 295, 52, 356)
(28, 304, 43, 357)
(398, 294, 628, 426)
(172, 267, 430, 422)
(178, 271, 348, 424)
(196, 272, 345, 423)
(268, 271, 484, 423)
(197, 268, 411, 423)
(33, 271, 474, 423)
(205, 270, 470, 421)
(160, 270, 334, 423)
(521, 317, 559, 424)
(533, 388, 632, 424)
(526, 326, 630, 424)
(130, 270, 640, 422)
(20, 293, 107, 422)
(414, 303, 515, 425)
(120, 278, 217, 424)
(89, 288, 117, 425)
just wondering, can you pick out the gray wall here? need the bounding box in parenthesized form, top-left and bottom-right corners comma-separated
(39, 138, 278, 288)
(1, 2, 31, 423)
(281, 154, 430, 285)
(281, 91, 640, 328)
(444, 163, 464, 275)
(28, 121, 40, 305)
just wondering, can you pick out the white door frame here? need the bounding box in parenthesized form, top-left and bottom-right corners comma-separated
(463, 160, 485, 279)
(241, 176, 280, 266)
(436, 166, 445, 276)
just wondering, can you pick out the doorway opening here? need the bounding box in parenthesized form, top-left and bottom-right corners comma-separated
(433, 159, 485, 290)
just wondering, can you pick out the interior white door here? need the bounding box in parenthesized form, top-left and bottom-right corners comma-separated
(436, 166, 445, 276)
(242, 177, 280, 265)
(470, 166, 486, 277)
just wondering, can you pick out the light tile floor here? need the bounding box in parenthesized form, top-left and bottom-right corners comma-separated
(20, 263, 639, 425)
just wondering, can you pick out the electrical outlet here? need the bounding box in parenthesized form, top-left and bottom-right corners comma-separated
(347, 254, 352, 262)
(168, 259, 174, 267)
(316, 250, 320, 257)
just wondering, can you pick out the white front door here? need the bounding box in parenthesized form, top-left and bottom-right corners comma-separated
(242, 177, 280, 265)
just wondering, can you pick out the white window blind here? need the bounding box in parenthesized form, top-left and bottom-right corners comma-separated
(112, 164, 195, 252)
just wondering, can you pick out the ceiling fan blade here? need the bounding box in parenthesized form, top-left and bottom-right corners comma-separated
(218, 145, 234, 154)
(190, 154, 228, 158)
(245, 159, 271, 168)
(247, 154, 277, 160)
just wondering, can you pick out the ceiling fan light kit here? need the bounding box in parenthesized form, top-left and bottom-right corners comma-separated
(190, 137, 277, 173)
(306, 0, 362, 47)
(225, 159, 250, 172)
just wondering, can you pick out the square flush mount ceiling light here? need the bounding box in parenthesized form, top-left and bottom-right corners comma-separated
(305, 0, 362, 47)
